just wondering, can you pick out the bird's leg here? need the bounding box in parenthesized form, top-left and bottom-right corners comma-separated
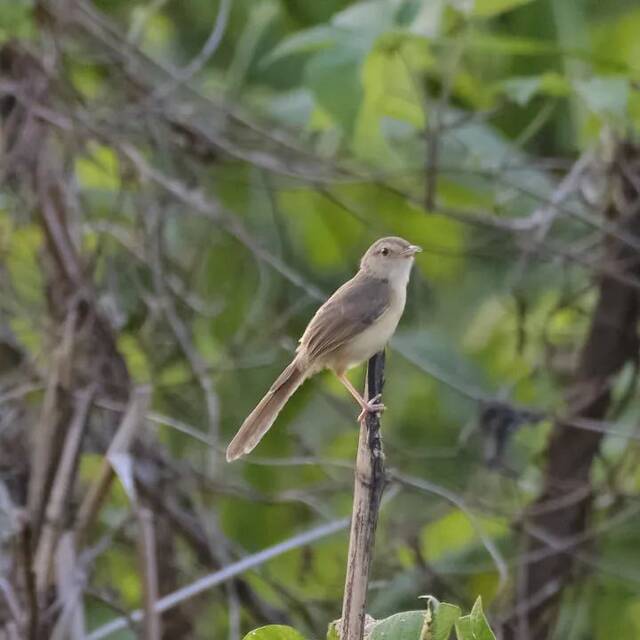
(336, 373, 385, 423)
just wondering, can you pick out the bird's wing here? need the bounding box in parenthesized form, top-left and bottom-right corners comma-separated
(298, 273, 391, 362)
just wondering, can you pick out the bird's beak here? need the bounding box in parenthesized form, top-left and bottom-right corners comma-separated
(403, 245, 422, 256)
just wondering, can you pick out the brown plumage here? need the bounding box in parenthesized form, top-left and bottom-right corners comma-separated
(226, 237, 421, 462)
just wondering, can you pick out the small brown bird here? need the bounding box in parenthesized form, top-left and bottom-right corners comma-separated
(226, 236, 421, 461)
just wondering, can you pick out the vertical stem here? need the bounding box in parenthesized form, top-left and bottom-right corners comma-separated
(137, 506, 161, 640)
(340, 351, 387, 640)
(34, 385, 95, 596)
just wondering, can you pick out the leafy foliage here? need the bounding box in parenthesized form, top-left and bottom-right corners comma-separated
(246, 597, 494, 640)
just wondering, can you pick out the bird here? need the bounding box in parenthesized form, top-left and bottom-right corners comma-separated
(226, 236, 421, 462)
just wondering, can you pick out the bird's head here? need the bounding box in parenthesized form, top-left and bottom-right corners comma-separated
(360, 236, 422, 282)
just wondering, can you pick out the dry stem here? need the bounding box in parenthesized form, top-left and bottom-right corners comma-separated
(339, 351, 386, 640)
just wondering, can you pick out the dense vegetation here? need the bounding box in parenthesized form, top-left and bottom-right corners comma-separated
(1, 0, 640, 638)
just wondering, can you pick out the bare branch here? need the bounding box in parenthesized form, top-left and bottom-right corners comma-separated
(339, 352, 386, 640)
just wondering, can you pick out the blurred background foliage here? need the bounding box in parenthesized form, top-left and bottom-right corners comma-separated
(1, 0, 640, 638)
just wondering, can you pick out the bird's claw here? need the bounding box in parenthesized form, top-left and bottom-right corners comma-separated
(358, 395, 385, 422)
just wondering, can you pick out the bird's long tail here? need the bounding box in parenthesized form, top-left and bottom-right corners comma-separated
(226, 359, 307, 461)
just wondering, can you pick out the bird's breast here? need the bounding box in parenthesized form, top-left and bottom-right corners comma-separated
(332, 292, 405, 372)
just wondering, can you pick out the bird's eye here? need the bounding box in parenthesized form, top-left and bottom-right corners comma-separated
(381, 247, 389, 256)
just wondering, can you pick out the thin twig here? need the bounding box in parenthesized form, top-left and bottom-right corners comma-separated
(148, 0, 231, 100)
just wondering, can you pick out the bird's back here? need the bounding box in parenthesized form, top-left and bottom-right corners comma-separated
(296, 271, 394, 373)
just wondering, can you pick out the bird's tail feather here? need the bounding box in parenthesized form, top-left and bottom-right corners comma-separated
(226, 360, 307, 461)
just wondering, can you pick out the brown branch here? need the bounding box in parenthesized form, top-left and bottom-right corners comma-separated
(26, 307, 78, 539)
(501, 142, 640, 640)
(19, 521, 38, 640)
(34, 384, 95, 596)
(136, 506, 161, 640)
(339, 351, 386, 640)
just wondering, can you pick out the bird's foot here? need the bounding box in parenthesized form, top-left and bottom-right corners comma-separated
(357, 394, 385, 422)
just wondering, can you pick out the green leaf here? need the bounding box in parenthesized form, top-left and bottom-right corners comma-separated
(500, 76, 541, 106)
(353, 33, 429, 161)
(455, 614, 473, 639)
(75, 142, 120, 191)
(117, 335, 151, 383)
(266, 0, 398, 68)
(305, 44, 364, 131)
(326, 621, 340, 640)
(357, 31, 432, 131)
(242, 626, 307, 640)
(466, 33, 556, 55)
(361, 601, 462, 640)
(470, 597, 496, 640)
(6, 224, 43, 307)
(263, 26, 338, 66)
(574, 76, 630, 120)
(409, 0, 446, 38)
(432, 602, 462, 640)
(277, 189, 361, 271)
(0, 0, 34, 39)
(473, 0, 535, 18)
(416, 510, 507, 564)
(369, 610, 427, 640)
(333, 0, 398, 32)
(501, 72, 570, 106)
(592, 7, 640, 74)
(454, 598, 496, 640)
